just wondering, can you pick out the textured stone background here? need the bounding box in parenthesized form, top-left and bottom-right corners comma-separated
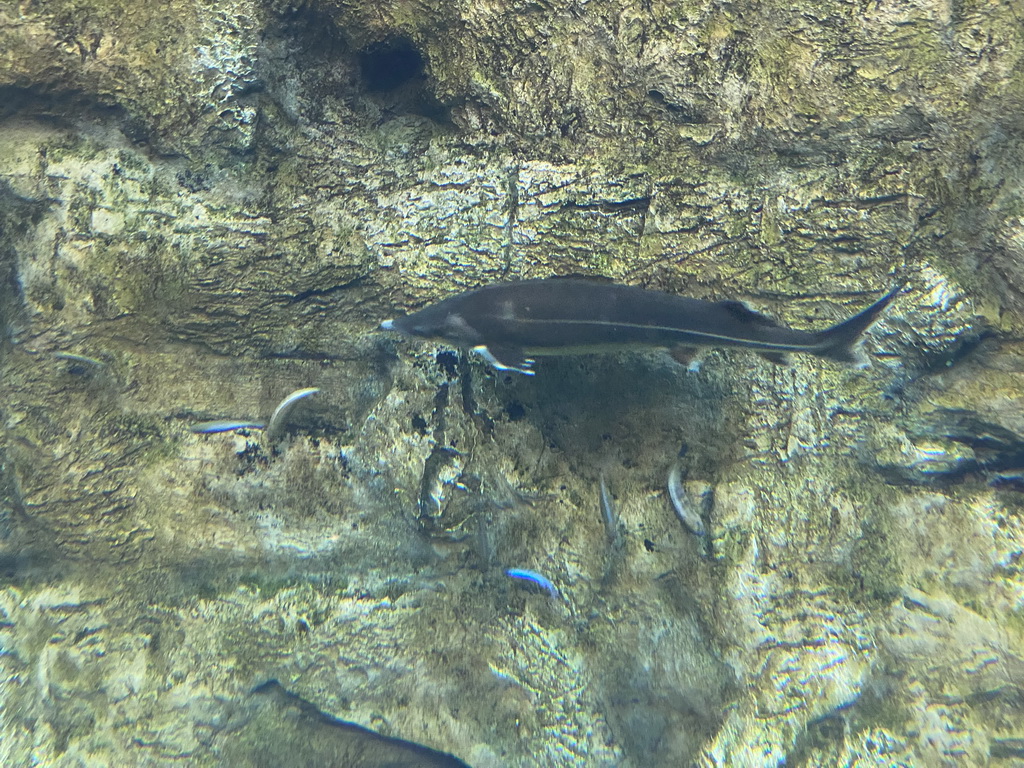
(2, 0, 1024, 765)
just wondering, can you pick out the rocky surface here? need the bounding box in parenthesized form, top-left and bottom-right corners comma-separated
(2, 0, 1024, 765)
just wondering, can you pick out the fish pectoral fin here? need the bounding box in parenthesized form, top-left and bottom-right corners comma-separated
(669, 345, 703, 370)
(472, 345, 536, 375)
(719, 300, 779, 327)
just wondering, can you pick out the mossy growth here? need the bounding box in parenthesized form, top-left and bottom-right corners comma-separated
(844, 489, 906, 605)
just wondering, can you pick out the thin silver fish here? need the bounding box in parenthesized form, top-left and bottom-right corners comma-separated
(668, 463, 706, 537)
(380, 278, 901, 375)
(53, 352, 106, 367)
(266, 387, 320, 440)
(191, 420, 266, 434)
(599, 473, 621, 545)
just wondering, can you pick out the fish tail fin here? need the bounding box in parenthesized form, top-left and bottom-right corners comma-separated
(813, 285, 902, 364)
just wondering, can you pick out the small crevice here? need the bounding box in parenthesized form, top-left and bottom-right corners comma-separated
(646, 89, 709, 124)
(562, 197, 651, 216)
(0, 85, 126, 127)
(502, 162, 520, 278)
(285, 274, 368, 305)
(458, 353, 494, 435)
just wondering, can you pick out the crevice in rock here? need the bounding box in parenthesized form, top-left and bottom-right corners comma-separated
(646, 89, 709, 125)
(356, 35, 450, 124)
(267, 9, 451, 126)
(875, 410, 1024, 489)
(0, 85, 126, 127)
(242, 680, 472, 767)
(0, 180, 50, 348)
(359, 38, 424, 93)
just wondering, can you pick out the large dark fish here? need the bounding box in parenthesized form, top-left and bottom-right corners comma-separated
(380, 278, 900, 375)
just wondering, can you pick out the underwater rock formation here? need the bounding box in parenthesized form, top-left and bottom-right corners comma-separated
(1, 0, 1024, 765)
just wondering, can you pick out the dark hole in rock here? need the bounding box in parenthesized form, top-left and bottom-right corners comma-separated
(436, 350, 459, 379)
(505, 401, 526, 422)
(411, 413, 428, 434)
(359, 38, 425, 93)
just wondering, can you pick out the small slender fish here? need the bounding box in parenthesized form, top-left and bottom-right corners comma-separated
(668, 463, 706, 537)
(191, 420, 266, 434)
(505, 568, 560, 599)
(266, 387, 320, 440)
(599, 473, 621, 545)
(53, 352, 109, 378)
(380, 278, 901, 375)
(54, 352, 107, 367)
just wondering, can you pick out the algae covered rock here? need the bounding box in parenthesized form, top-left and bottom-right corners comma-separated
(2, 0, 1024, 765)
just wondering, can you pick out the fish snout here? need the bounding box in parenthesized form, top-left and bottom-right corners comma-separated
(379, 319, 396, 331)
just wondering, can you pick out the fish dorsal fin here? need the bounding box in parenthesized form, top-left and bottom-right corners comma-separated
(718, 300, 780, 327)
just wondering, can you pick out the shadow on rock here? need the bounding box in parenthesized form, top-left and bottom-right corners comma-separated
(216, 680, 471, 768)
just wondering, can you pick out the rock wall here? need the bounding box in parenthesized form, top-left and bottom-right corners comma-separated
(1, 0, 1024, 765)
